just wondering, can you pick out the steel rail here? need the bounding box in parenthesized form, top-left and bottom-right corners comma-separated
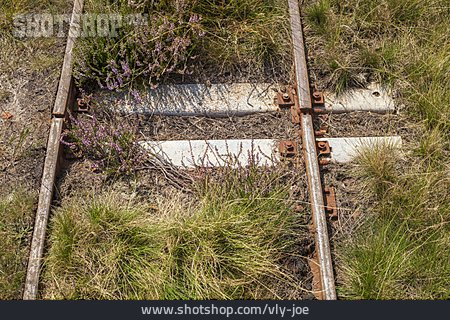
(23, 0, 84, 300)
(287, 0, 337, 300)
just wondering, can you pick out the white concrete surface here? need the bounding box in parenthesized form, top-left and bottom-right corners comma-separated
(113, 82, 394, 116)
(140, 139, 279, 168)
(317, 136, 402, 163)
(141, 136, 402, 167)
(323, 84, 395, 113)
(119, 83, 279, 116)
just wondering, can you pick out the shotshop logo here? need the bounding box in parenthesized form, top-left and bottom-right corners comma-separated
(12, 13, 148, 38)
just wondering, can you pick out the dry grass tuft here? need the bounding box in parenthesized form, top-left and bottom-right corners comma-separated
(43, 166, 311, 299)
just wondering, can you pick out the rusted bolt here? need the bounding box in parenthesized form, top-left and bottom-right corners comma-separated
(283, 141, 295, 150)
(312, 91, 325, 106)
(76, 98, 89, 112)
(276, 88, 295, 108)
(279, 140, 298, 159)
(317, 141, 331, 156)
(318, 141, 327, 149)
(324, 186, 338, 219)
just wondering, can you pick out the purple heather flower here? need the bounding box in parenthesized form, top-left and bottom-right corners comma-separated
(131, 89, 143, 104)
(121, 60, 131, 77)
(189, 14, 200, 24)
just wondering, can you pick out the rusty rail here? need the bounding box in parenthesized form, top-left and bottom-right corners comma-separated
(23, 0, 84, 300)
(287, 0, 337, 300)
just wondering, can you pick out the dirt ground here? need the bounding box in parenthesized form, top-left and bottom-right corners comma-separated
(0, 36, 67, 194)
(320, 163, 369, 238)
(135, 108, 298, 141)
(314, 112, 419, 140)
(167, 60, 294, 85)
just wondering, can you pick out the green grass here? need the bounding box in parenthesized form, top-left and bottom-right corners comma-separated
(0, 0, 41, 31)
(192, 0, 291, 76)
(338, 144, 449, 299)
(43, 167, 309, 299)
(304, 0, 449, 131)
(304, 0, 450, 299)
(0, 189, 36, 299)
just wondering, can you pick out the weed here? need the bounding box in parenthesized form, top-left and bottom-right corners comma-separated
(355, 142, 398, 199)
(75, 0, 204, 90)
(61, 111, 143, 178)
(337, 169, 450, 299)
(193, 0, 291, 79)
(306, 0, 330, 33)
(43, 167, 309, 299)
(0, 0, 70, 74)
(0, 0, 69, 31)
(305, 0, 449, 130)
(414, 127, 447, 168)
(74, 0, 291, 91)
(337, 143, 450, 299)
(0, 189, 36, 299)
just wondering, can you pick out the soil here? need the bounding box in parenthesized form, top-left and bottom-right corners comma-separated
(0, 39, 67, 195)
(313, 112, 418, 139)
(168, 59, 294, 85)
(134, 108, 298, 141)
(320, 163, 372, 239)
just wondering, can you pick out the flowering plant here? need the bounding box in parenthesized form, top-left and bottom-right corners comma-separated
(62, 113, 143, 177)
(74, 1, 204, 91)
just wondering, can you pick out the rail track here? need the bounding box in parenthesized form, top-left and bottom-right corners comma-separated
(22, 0, 401, 300)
